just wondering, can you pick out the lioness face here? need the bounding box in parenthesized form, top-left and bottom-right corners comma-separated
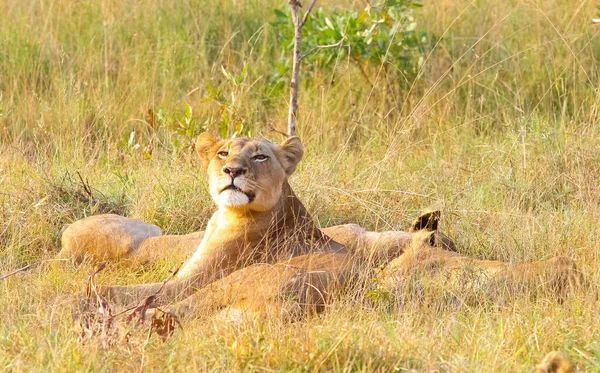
(195, 134, 304, 212)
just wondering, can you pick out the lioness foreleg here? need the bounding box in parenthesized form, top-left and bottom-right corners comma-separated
(100, 245, 245, 306)
(163, 253, 349, 321)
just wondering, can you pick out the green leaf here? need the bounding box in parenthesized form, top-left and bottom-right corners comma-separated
(127, 131, 136, 148)
(357, 10, 368, 25)
(325, 17, 335, 30)
(273, 8, 287, 19)
(205, 81, 219, 99)
(185, 103, 192, 119)
(219, 108, 229, 138)
(221, 65, 235, 85)
(234, 119, 244, 137)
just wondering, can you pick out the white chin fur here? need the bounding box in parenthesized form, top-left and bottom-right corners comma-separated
(218, 189, 250, 207)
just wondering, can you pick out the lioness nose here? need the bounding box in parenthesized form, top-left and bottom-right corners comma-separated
(223, 166, 247, 178)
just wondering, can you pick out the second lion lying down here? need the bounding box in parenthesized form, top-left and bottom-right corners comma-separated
(60, 134, 583, 318)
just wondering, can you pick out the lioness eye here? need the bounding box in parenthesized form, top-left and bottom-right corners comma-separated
(253, 154, 268, 162)
(217, 151, 228, 159)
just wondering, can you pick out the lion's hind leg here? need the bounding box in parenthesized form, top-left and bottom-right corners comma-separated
(58, 214, 162, 263)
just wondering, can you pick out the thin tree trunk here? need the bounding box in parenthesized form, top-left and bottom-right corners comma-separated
(287, 1, 301, 136)
(287, 0, 317, 137)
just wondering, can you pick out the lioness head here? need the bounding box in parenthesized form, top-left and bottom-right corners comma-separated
(195, 133, 304, 212)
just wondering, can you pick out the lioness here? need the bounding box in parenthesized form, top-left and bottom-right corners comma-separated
(91, 134, 452, 307)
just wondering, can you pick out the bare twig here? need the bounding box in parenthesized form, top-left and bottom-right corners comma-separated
(76, 171, 93, 200)
(301, 0, 318, 27)
(109, 266, 180, 321)
(0, 264, 33, 281)
(287, 0, 318, 136)
(300, 37, 348, 61)
(0, 259, 70, 282)
(268, 125, 291, 138)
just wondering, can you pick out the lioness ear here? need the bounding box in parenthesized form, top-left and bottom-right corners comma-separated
(279, 136, 304, 175)
(195, 133, 224, 170)
(411, 230, 436, 248)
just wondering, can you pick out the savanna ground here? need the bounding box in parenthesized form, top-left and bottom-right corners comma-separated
(2, 0, 600, 371)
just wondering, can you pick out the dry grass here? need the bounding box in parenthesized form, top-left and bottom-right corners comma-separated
(2, 0, 600, 371)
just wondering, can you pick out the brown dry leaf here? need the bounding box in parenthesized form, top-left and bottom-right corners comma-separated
(150, 308, 179, 341)
(126, 294, 157, 325)
(146, 109, 155, 129)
